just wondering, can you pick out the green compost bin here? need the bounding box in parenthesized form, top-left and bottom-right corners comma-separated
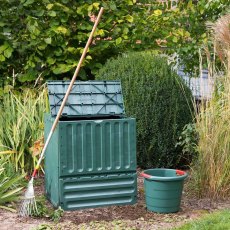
(141, 168, 188, 213)
(44, 80, 137, 210)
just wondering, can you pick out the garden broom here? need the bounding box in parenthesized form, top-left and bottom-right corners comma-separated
(19, 7, 104, 217)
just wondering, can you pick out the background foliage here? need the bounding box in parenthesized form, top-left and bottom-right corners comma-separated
(0, 0, 146, 87)
(96, 52, 194, 168)
(0, 0, 228, 87)
(135, 0, 228, 74)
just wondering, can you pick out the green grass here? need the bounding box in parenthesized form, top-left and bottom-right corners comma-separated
(174, 209, 230, 230)
(96, 51, 194, 168)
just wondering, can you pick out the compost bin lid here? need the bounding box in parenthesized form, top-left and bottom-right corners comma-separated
(47, 80, 125, 118)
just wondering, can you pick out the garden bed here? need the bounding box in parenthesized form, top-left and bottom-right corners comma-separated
(1, 172, 230, 230)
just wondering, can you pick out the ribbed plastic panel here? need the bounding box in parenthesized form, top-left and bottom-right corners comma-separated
(59, 173, 137, 210)
(57, 118, 136, 176)
(47, 80, 125, 118)
(44, 115, 59, 207)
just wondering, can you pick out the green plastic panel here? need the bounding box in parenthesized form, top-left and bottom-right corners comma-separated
(44, 115, 59, 207)
(144, 180, 184, 213)
(47, 80, 125, 118)
(44, 114, 137, 210)
(59, 173, 137, 210)
(45, 115, 136, 176)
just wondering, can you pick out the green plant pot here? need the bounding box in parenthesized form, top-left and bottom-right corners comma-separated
(141, 168, 188, 213)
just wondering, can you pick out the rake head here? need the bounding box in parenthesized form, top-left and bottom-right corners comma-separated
(19, 178, 38, 217)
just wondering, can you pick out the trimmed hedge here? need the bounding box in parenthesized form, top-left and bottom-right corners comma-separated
(96, 52, 194, 168)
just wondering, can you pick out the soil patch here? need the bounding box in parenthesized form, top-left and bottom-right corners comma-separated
(1, 174, 230, 230)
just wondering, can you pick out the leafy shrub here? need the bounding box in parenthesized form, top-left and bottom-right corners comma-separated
(175, 123, 199, 167)
(0, 0, 228, 88)
(0, 0, 149, 86)
(175, 209, 230, 230)
(31, 195, 64, 222)
(96, 52, 194, 168)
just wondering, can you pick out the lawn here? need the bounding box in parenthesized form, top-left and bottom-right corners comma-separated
(175, 209, 230, 230)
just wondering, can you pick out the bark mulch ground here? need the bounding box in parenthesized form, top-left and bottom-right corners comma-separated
(1, 173, 230, 230)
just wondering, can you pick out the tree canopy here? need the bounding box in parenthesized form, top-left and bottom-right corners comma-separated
(0, 0, 228, 87)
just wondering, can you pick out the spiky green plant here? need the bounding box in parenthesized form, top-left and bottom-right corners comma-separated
(0, 157, 25, 212)
(0, 86, 48, 172)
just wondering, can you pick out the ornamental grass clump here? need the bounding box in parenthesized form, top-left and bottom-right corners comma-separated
(96, 51, 194, 168)
(0, 86, 48, 172)
(192, 14, 230, 199)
